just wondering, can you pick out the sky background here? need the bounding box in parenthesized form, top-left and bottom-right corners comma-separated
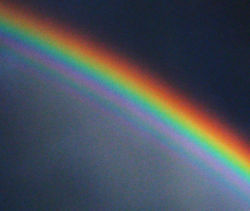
(0, 1, 249, 210)
(8, 0, 249, 137)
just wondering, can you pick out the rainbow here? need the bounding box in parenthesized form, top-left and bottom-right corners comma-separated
(0, 3, 249, 196)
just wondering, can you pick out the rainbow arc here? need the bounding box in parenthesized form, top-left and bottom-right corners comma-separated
(0, 2, 249, 197)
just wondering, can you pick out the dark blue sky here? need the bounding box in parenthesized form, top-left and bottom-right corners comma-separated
(1, 46, 249, 210)
(9, 0, 249, 137)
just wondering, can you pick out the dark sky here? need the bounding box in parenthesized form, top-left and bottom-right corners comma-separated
(8, 0, 249, 137)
